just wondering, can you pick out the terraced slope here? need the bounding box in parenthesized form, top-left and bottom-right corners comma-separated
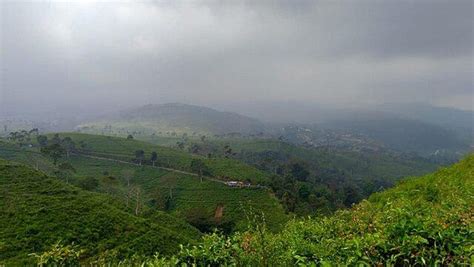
(0, 137, 288, 233)
(67, 155, 288, 232)
(55, 133, 270, 184)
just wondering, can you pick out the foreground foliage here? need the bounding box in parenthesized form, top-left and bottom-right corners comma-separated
(125, 154, 473, 265)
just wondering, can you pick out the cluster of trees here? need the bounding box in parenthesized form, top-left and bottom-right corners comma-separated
(239, 150, 390, 215)
(133, 150, 158, 166)
(7, 128, 39, 146)
(133, 149, 210, 182)
(37, 134, 77, 183)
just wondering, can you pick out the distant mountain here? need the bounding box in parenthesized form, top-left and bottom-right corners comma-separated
(322, 113, 468, 155)
(375, 103, 473, 130)
(78, 103, 266, 136)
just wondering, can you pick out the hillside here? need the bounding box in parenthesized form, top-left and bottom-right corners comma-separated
(0, 135, 287, 233)
(0, 159, 201, 265)
(143, 135, 440, 213)
(131, 154, 474, 265)
(53, 132, 271, 184)
(77, 103, 266, 136)
(66, 154, 288, 232)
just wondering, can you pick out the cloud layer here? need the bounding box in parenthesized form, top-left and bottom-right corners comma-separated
(1, 0, 472, 116)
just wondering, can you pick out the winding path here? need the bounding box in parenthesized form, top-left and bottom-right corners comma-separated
(75, 152, 240, 186)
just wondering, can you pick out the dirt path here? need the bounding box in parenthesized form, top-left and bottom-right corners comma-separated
(75, 152, 229, 185)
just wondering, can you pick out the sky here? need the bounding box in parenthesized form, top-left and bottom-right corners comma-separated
(1, 0, 473, 117)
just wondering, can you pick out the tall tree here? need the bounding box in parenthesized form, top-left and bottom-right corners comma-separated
(151, 151, 158, 167)
(61, 137, 76, 158)
(37, 135, 48, 147)
(41, 144, 65, 165)
(135, 150, 145, 165)
(190, 159, 209, 182)
(56, 162, 76, 183)
(50, 134, 61, 145)
(121, 169, 135, 208)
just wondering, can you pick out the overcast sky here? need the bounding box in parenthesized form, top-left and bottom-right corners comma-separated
(1, 0, 473, 117)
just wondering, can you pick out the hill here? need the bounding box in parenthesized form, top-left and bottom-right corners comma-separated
(0, 159, 201, 265)
(66, 154, 288, 232)
(0, 134, 287, 233)
(131, 154, 474, 265)
(52, 132, 271, 184)
(322, 114, 468, 155)
(376, 103, 473, 130)
(140, 135, 440, 215)
(77, 103, 266, 136)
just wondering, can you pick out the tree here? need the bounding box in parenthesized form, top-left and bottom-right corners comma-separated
(37, 135, 48, 147)
(78, 176, 99, 191)
(189, 144, 200, 154)
(122, 169, 135, 208)
(41, 144, 65, 165)
(190, 159, 210, 182)
(29, 128, 39, 136)
(56, 162, 76, 183)
(135, 150, 145, 165)
(290, 162, 310, 182)
(224, 145, 235, 158)
(128, 186, 142, 215)
(50, 134, 61, 145)
(151, 151, 158, 166)
(61, 137, 76, 158)
(176, 141, 185, 150)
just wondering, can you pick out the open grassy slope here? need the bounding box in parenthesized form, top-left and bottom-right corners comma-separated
(0, 159, 201, 265)
(55, 132, 270, 184)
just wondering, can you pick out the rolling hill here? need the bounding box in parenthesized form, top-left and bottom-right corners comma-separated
(77, 103, 266, 136)
(0, 134, 288, 234)
(0, 159, 201, 265)
(322, 114, 468, 155)
(51, 132, 271, 184)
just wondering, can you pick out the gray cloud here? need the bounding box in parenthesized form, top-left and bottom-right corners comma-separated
(1, 0, 472, 117)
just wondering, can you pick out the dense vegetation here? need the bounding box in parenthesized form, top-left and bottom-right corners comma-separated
(117, 154, 474, 266)
(0, 159, 201, 265)
(1, 128, 472, 265)
(143, 136, 440, 215)
(323, 116, 468, 155)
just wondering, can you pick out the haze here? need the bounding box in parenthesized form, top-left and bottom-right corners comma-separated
(1, 0, 473, 118)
